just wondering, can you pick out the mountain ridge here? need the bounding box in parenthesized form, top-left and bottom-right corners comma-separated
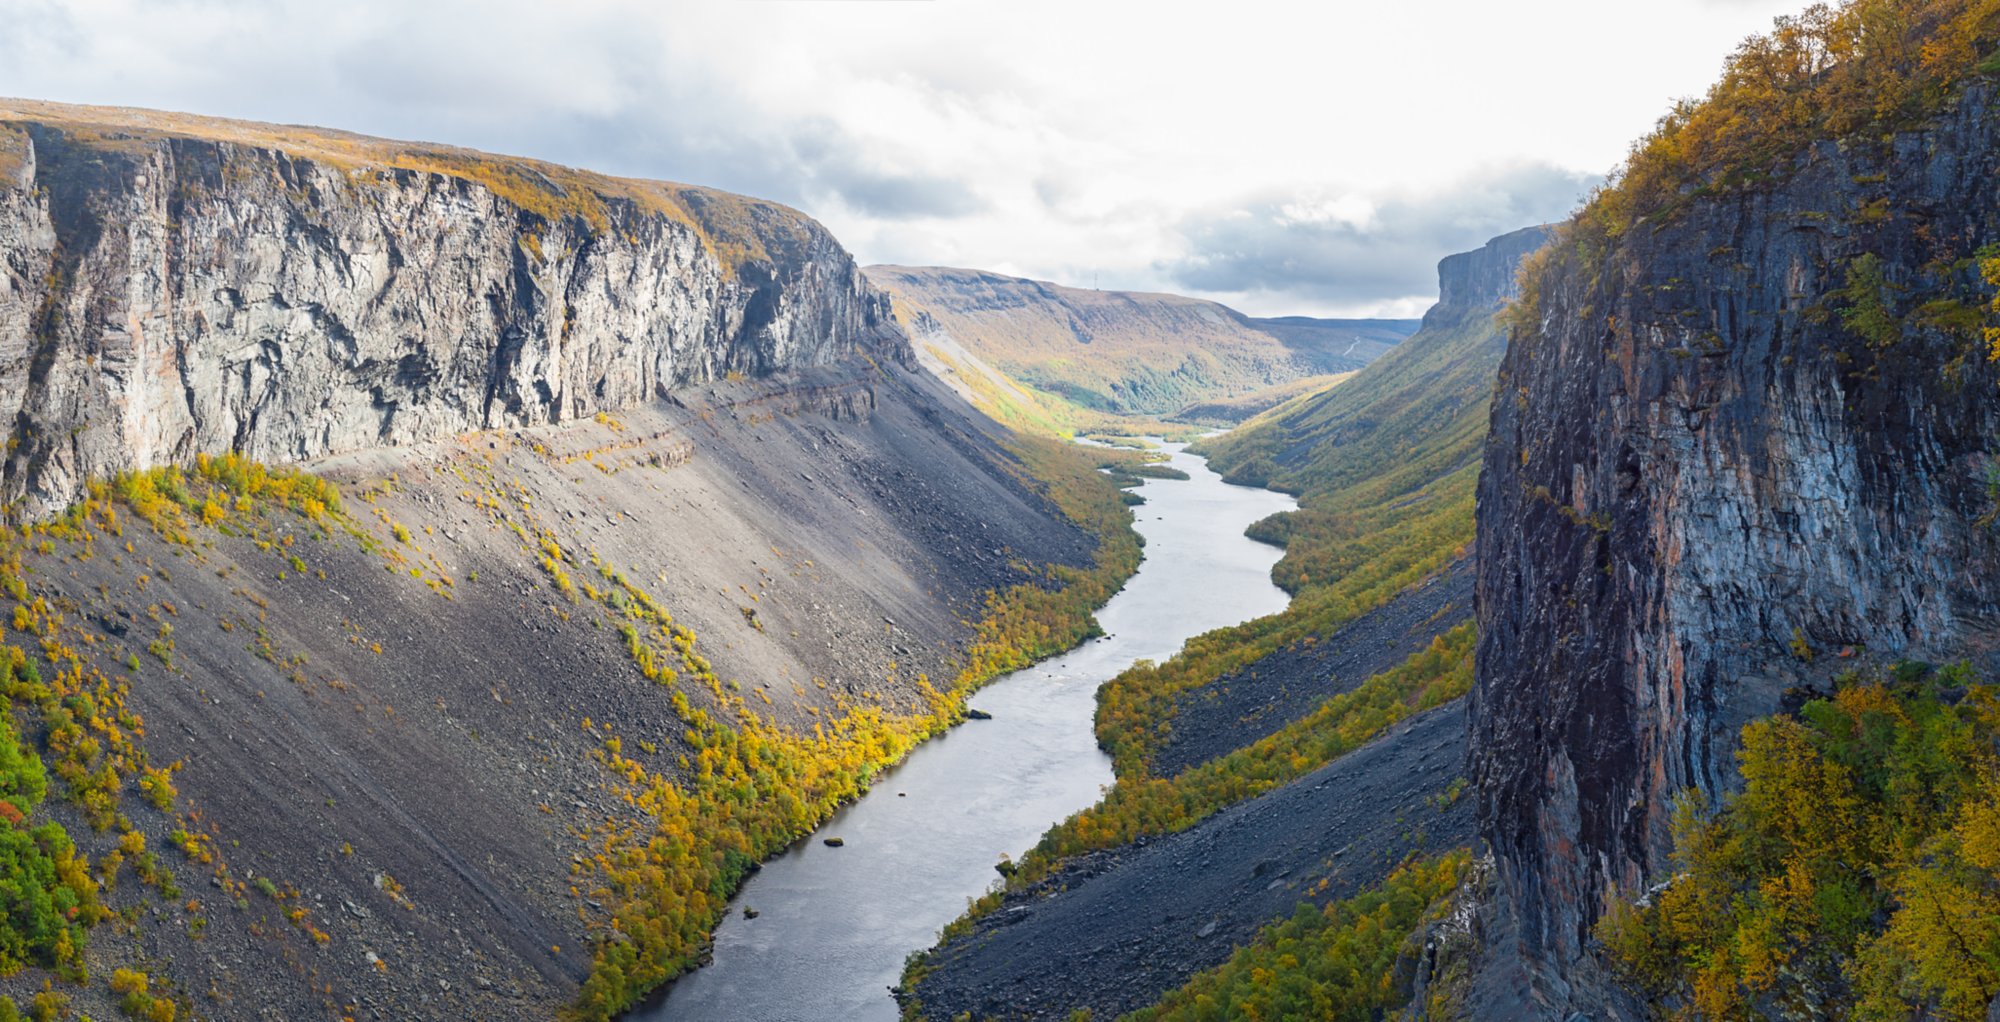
(867, 263, 1416, 428)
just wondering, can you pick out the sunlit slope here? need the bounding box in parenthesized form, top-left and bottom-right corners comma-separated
(870, 264, 1415, 428)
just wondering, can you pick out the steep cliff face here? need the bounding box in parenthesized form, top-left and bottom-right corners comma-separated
(0, 100, 902, 519)
(1473, 81, 2000, 1016)
(1431, 225, 1551, 328)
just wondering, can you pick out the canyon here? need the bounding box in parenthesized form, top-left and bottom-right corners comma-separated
(11, 6, 2000, 1017)
(0, 100, 1126, 1022)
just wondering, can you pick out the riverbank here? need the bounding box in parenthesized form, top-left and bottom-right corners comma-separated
(642, 442, 1296, 1021)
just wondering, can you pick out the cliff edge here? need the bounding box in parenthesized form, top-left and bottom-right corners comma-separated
(1474, 62, 2000, 1021)
(0, 98, 904, 518)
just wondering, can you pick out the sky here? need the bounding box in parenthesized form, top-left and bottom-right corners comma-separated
(0, 0, 1807, 317)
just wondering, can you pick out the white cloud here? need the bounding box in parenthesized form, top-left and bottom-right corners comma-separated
(0, 0, 1807, 315)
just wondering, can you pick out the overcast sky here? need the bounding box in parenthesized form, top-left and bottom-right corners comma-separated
(2, 0, 1804, 317)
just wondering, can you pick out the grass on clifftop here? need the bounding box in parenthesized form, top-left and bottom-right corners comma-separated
(1577, 0, 2000, 241)
(0, 98, 807, 276)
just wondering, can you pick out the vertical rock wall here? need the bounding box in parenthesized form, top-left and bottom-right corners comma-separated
(0, 112, 904, 517)
(1472, 83, 2000, 1015)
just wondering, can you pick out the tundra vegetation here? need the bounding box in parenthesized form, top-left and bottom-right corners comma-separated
(1123, 851, 1473, 1022)
(1600, 663, 2000, 1021)
(0, 402, 1143, 1021)
(900, 214, 1505, 1018)
(0, 453, 329, 1016)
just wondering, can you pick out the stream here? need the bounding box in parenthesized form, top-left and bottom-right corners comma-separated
(640, 441, 1297, 1021)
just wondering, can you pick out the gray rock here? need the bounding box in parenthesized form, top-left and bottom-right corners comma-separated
(1474, 81, 2000, 1017)
(0, 111, 908, 517)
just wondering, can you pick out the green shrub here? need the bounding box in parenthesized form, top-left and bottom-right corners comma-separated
(1602, 662, 2000, 1020)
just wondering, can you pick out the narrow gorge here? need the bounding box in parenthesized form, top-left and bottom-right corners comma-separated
(0, 100, 1140, 1022)
(11, 4, 2000, 1020)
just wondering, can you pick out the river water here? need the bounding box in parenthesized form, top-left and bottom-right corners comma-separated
(640, 441, 1297, 1022)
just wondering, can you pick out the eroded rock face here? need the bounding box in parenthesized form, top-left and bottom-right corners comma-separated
(1473, 85, 2000, 1015)
(0, 119, 903, 517)
(1432, 225, 1550, 324)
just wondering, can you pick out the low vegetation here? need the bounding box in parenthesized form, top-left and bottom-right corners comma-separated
(1581, 0, 2000, 238)
(1122, 850, 1472, 1022)
(569, 432, 1144, 1019)
(0, 677, 100, 979)
(1601, 661, 2000, 1021)
(0, 452, 352, 1013)
(961, 624, 1471, 918)
(1520, 0, 2000, 376)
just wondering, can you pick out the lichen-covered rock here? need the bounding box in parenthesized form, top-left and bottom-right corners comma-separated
(0, 101, 905, 518)
(1472, 83, 2000, 1016)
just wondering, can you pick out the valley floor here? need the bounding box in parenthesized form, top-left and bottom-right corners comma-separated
(908, 701, 1471, 1021)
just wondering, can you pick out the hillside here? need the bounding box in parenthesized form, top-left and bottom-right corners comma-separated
(1473, 1, 2000, 1017)
(0, 100, 1146, 1022)
(866, 264, 1416, 431)
(898, 228, 1543, 1021)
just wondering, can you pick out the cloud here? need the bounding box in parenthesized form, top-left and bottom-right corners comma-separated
(1157, 163, 1599, 314)
(0, 0, 80, 62)
(0, 0, 1808, 315)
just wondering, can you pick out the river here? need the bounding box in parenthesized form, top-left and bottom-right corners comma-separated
(639, 440, 1297, 1021)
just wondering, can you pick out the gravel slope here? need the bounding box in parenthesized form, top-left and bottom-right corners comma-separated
(907, 702, 1472, 1022)
(10, 357, 1096, 1021)
(1152, 559, 1473, 776)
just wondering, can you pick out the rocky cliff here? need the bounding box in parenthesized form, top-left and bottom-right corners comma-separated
(0, 100, 1125, 1022)
(0, 99, 903, 519)
(1472, 78, 2000, 1018)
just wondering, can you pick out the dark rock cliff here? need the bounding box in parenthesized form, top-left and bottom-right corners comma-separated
(0, 99, 905, 519)
(1432, 224, 1551, 327)
(1472, 80, 2000, 1017)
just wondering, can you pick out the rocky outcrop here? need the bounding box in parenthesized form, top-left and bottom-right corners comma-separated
(0, 100, 905, 518)
(1430, 225, 1550, 328)
(1472, 82, 2000, 1016)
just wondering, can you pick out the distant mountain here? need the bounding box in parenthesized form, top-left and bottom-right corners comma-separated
(1242, 314, 1418, 366)
(866, 265, 1418, 429)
